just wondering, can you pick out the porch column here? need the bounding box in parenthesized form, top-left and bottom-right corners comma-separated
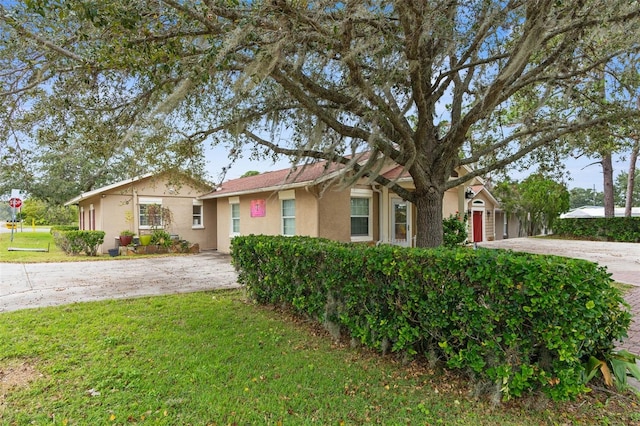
(380, 186, 389, 243)
(133, 190, 139, 234)
(458, 186, 466, 217)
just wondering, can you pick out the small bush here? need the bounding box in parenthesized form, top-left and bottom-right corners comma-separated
(150, 230, 172, 248)
(52, 230, 105, 256)
(231, 235, 631, 401)
(443, 212, 468, 247)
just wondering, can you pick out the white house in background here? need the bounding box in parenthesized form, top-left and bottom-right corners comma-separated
(560, 206, 640, 218)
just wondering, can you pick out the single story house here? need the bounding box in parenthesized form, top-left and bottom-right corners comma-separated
(65, 173, 217, 254)
(199, 160, 501, 253)
(66, 160, 503, 254)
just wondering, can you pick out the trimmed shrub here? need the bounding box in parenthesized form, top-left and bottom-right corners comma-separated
(50, 225, 79, 233)
(52, 230, 105, 256)
(443, 212, 468, 247)
(231, 235, 631, 401)
(553, 217, 640, 242)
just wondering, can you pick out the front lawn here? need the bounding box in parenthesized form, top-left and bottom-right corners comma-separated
(1, 290, 638, 425)
(0, 231, 185, 263)
(0, 230, 69, 262)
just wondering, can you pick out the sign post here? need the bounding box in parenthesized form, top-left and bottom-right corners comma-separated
(9, 189, 23, 242)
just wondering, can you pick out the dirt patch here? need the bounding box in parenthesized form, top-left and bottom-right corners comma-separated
(0, 359, 43, 412)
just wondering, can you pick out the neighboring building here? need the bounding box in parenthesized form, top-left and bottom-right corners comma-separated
(65, 173, 216, 254)
(560, 206, 640, 218)
(465, 184, 503, 242)
(199, 159, 501, 253)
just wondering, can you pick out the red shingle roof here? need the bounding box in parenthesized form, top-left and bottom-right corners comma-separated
(200, 160, 343, 198)
(471, 184, 484, 194)
(381, 165, 411, 180)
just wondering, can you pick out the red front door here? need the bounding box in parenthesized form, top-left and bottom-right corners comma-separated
(472, 210, 483, 242)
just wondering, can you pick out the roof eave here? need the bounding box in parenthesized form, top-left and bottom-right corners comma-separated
(199, 165, 346, 200)
(199, 180, 313, 200)
(63, 173, 155, 206)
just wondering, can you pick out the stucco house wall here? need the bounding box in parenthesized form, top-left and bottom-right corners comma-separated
(316, 187, 351, 241)
(443, 189, 460, 218)
(215, 185, 364, 253)
(66, 174, 215, 254)
(203, 160, 500, 252)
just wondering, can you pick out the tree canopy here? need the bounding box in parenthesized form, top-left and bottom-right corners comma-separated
(615, 170, 640, 208)
(494, 175, 570, 236)
(569, 187, 603, 209)
(2, 0, 640, 246)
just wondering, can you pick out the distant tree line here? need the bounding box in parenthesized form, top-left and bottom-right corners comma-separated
(0, 198, 77, 225)
(569, 171, 640, 209)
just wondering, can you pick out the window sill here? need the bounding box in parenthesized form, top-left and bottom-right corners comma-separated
(351, 236, 373, 242)
(192, 225, 205, 230)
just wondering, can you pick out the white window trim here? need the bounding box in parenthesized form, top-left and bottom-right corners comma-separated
(230, 202, 240, 236)
(138, 198, 163, 230)
(139, 197, 162, 204)
(281, 198, 296, 236)
(278, 189, 295, 200)
(192, 200, 204, 229)
(350, 189, 373, 242)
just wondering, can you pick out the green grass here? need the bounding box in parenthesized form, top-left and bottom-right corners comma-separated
(0, 230, 70, 262)
(0, 231, 184, 263)
(1, 291, 638, 425)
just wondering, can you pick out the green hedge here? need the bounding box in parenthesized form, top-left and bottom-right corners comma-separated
(231, 235, 631, 401)
(52, 230, 105, 256)
(49, 225, 79, 233)
(553, 217, 640, 242)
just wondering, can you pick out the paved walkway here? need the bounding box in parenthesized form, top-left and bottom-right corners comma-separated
(624, 287, 640, 354)
(478, 238, 640, 354)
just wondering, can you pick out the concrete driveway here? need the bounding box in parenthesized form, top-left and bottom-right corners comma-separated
(0, 251, 239, 313)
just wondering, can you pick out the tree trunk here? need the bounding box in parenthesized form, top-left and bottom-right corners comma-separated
(602, 153, 615, 218)
(414, 187, 444, 248)
(625, 142, 638, 217)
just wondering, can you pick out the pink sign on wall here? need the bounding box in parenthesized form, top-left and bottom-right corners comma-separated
(250, 199, 266, 217)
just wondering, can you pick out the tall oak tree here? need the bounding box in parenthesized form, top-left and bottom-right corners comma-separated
(2, 0, 640, 246)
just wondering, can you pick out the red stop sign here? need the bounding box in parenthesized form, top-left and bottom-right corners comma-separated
(9, 198, 22, 208)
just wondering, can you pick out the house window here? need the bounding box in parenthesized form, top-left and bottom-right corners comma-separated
(350, 189, 373, 241)
(281, 199, 296, 236)
(351, 198, 370, 236)
(231, 203, 240, 234)
(193, 201, 203, 228)
(279, 190, 296, 236)
(139, 198, 163, 229)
